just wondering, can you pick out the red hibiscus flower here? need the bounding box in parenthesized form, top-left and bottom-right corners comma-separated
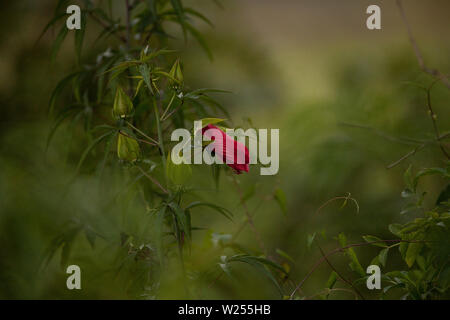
(201, 124, 249, 174)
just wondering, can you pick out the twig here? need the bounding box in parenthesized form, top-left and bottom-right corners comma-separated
(340, 122, 450, 168)
(136, 166, 168, 194)
(126, 121, 158, 144)
(315, 193, 359, 215)
(386, 143, 426, 169)
(339, 122, 426, 146)
(160, 92, 176, 121)
(316, 242, 365, 300)
(395, 0, 450, 89)
(161, 99, 184, 121)
(425, 81, 450, 159)
(125, 0, 132, 48)
(232, 195, 269, 241)
(231, 175, 267, 254)
(289, 239, 430, 299)
(304, 288, 359, 300)
(88, 11, 127, 43)
(118, 130, 156, 146)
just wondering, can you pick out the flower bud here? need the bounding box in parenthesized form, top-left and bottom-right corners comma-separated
(113, 87, 134, 119)
(117, 133, 140, 162)
(169, 59, 183, 89)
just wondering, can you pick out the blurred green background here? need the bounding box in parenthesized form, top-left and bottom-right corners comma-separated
(0, 0, 449, 299)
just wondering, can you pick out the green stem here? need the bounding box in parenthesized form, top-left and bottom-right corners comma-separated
(126, 121, 158, 144)
(160, 92, 176, 121)
(153, 98, 171, 195)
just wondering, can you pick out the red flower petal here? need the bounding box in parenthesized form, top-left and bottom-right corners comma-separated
(202, 124, 249, 174)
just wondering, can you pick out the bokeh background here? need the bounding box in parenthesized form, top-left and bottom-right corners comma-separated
(0, 0, 449, 299)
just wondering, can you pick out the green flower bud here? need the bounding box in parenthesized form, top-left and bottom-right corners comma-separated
(117, 133, 140, 162)
(169, 59, 183, 88)
(113, 87, 134, 119)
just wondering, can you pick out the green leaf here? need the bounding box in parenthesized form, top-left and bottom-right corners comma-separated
(76, 130, 114, 173)
(84, 226, 96, 249)
(399, 241, 408, 259)
(325, 271, 337, 289)
(74, 11, 87, 63)
(49, 72, 81, 114)
(275, 248, 295, 264)
(347, 248, 365, 277)
(186, 88, 231, 96)
(196, 117, 227, 127)
(155, 205, 166, 266)
(227, 254, 286, 296)
(46, 105, 81, 150)
(185, 22, 213, 60)
(51, 24, 68, 62)
(211, 164, 221, 190)
(274, 188, 287, 215)
(185, 201, 233, 221)
(378, 248, 389, 267)
(184, 8, 214, 27)
(405, 242, 423, 267)
(97, 131, 116, 180)
(413, 167, 448, 190)
(362, 235, 388, 247)
(388, 223, 403, 237)
(404, 164, 414, 191)
(60, 242, 72, 269)
(141, 49, 177, 63)
(170, 0, 187, 40)
(166, 151, 192, 185)
(436, 183, 450, 206)
(337, 232, 347, 247)
(168, 202, 190, 245)
(138, 63, 154, 95)
(36, 13, 66, 45)
(307, 233, 316, 250)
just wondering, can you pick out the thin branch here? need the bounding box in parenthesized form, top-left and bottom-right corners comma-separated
(126, 121, 158, 144)
(136, 166, 168, 194)
(231, 175, 267, 254)
(395, 0, 450, 89)
(425, 81, 450, 159)
(304, 287, 359, 300)
(316, 242, 365, 300)
(232, 195, 269, 240)
(119, 130, 157, 146)
(339, 122, 425, 146)
(289, 239, 430, 299)
(160, 92, 176, 121)
(88, 11, 127, 43)
(125, 0, 132, 48)
(161, 99, 184, 122)
(315, 193, 359, 215)
(386, 143, 426, 169)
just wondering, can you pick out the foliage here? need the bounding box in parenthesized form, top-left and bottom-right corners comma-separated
(43, 0, 288, 299)
(39, 0, 450, 300)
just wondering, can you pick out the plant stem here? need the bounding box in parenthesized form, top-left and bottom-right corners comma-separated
(126, 121, 158, 144)
(125, 0, 131, 48)
(290, 239, 430, 299)
(160, 92, 176, 121)
(231, 175, 267, 255)
(316, 242, 365, 300)
(396, 0, 450, 89)
(136, 166, 168, 194)
(153, 99, 167, 170)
